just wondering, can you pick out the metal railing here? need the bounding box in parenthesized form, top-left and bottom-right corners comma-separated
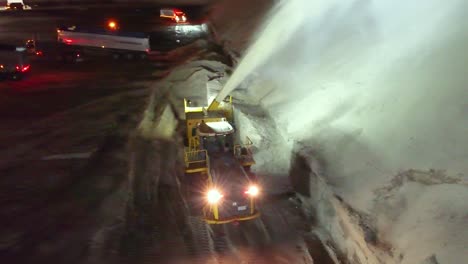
(188, 136, 200, 152)
(184, 149, 209, 172)
(233, 137, 254, 164)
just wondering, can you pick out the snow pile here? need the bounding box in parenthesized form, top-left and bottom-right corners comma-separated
(374, 171, 468, 264)
(139, 41, 232, 139)
(212, 0, 468, 263)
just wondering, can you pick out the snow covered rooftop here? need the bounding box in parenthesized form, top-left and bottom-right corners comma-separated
(198, 120, 234, 136)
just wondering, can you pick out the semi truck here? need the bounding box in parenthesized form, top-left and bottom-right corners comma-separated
(0, 44, 30, 80)
(183, 96, 260, 224)
(28, 22, 151, 63)
(56, 24, 150, 61)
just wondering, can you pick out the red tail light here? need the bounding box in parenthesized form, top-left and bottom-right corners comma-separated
(64, 39, 73, 44)
(16, 65, 30, 72)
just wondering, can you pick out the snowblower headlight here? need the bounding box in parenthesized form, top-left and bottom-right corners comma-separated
(245, 185, 259, 197)
(207, 189, 223, 204)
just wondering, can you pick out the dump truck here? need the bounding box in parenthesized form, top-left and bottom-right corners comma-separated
(183, 96, 260, 224)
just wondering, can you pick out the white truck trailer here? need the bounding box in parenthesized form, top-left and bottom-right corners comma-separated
(54, 25, 151, 62)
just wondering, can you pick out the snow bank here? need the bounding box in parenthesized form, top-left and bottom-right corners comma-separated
(139, 40, 233, 140)
(376, 177, 468, 264)
(210, 0, 468, 263)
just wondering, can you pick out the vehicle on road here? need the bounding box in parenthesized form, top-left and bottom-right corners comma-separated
(25, 39, 38, 55)
(0, 44, 30, 80)
(25, 39, 81, 63)
(160, 8, 187, 23)
(3, 0, 32, 10)
(54, 23, 150, 62)
(183, 97, 260, 224)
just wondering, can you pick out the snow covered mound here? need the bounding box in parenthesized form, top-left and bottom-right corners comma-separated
(373, 170, 468, 264)
(211, 0, 468, 263)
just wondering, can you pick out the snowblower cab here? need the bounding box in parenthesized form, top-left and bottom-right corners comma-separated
(183, 96, 259, 224)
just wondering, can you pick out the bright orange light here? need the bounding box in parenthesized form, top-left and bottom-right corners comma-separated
(108, 20, 117, 30)
(245, 185, 259, 197)
(207, 189, 223, 204)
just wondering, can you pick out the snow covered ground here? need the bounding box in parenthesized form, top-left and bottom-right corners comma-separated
(209, 0, 468, 263)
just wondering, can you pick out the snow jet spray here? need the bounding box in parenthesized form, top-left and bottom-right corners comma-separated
(214, 0, 468, 262)
(210, 0, 339, 107)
